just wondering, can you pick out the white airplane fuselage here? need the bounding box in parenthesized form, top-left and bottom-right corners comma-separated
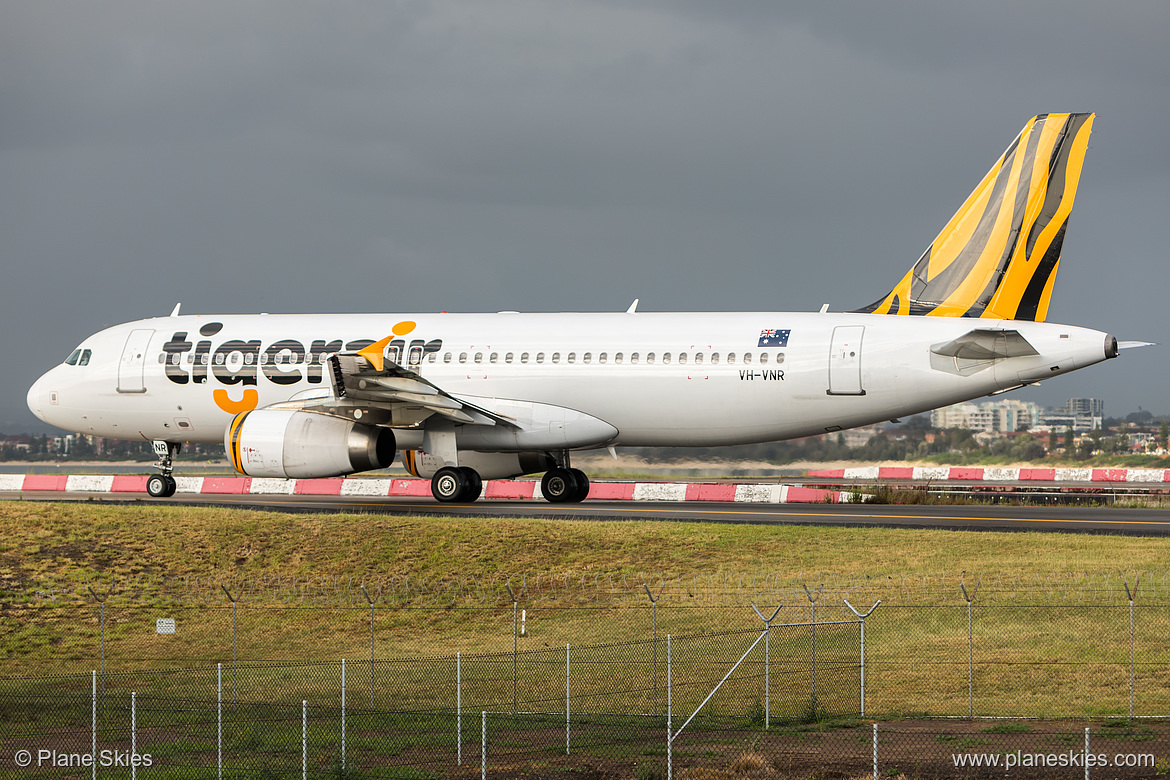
(28, 310, 1116, 451)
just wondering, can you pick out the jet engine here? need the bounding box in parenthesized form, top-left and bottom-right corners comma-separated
(226, 409, 395, 479)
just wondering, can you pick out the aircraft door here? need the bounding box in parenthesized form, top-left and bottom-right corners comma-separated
(827, 325, 866, 396)
(117, 329, 154, 393)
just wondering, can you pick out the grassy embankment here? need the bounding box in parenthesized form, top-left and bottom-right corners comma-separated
(2, 502, 1169, 718)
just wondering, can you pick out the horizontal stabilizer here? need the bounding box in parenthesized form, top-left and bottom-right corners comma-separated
(931, 329, 1038, 361)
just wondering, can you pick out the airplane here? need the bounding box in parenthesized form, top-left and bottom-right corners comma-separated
(26, 112, 1143, 503)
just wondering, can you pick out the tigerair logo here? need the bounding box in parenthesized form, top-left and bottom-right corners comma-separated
(159, 321, 441, 414)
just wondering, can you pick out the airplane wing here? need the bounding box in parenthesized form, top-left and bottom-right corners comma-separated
(324, 341, 519, 428)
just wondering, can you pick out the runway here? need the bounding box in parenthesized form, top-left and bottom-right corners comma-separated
(8, 490, 1170, 535)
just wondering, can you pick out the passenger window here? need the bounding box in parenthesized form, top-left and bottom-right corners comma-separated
(694, 353, 703, 364)
(631, 352, 639, 364)
(215, 354, 226, 365)
(599, 353, 607, 364)
(158, 354, 166, 365)
(678, 353, 687, 364)
(443, 353, 452, 363)
(775, 353, 785, 364)
(459, 352, 468, 364)
(552, 352, 561, 364)
(79, 350, 92, 366)
(759, 353, 768, 365)
(65, 349, 81, 366)
(616, 353, 625, 364)
(521, 352, 529, 364)
(710, 353, 719, 364)
(474, 353, 483, 363)
(428, 353, 437, 363)
(505, 353, 514, 364)
(583, 352, 592, 364)
(244, 354, 254, 365)
(646, 352, 655, 364)
(567, 352, 575, 363)
(536, 352, 545, 363)
(490, 353, 498, 364)
(662, 353, 671, 364)
(727, 353, 736, 364)
(742, 353, 751, 364)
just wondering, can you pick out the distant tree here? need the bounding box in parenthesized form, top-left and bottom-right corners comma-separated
(1161, 421, 1168, 451)
(1048, 428, 1059, 454)
(1064, 426, 1075, 450)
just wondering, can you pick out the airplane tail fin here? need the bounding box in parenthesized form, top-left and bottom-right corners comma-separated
(856, 112, 1095, 321)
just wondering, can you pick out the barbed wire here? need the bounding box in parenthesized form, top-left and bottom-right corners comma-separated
(2, 568, 1164, 608)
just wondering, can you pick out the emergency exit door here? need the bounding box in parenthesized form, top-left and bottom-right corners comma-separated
(827, 325, 865, 396)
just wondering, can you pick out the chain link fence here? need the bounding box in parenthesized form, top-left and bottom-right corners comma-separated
(4, 570, 1170, 776)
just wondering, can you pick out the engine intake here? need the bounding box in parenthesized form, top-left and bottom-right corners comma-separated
(226, 409, 395, 479)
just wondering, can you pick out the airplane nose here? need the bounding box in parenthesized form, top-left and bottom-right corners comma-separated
(27, 373, 50, 424)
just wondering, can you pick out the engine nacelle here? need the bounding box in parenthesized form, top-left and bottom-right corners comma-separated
(226, 409, 395, 479)
(403, 450, 553, 481)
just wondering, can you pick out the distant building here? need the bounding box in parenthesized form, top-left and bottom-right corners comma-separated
(930, 399, 1042, 433)
(1037, 397, 1104, 433)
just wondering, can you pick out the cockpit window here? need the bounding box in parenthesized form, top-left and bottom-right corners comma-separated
(78, 349, 91, 366)
(65, 348, 93, 366)
(65, 349, 81, 366)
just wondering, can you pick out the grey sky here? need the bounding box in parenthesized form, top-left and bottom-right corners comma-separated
(3, 1, 1168, 434)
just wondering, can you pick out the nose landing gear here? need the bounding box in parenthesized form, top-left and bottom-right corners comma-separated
(147, 440, 180, 498)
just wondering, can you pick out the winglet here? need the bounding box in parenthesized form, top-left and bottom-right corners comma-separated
(857, 113, 1095, 321)
(357, 336, 394, 372)
(627, 299, 639, 314)
(170, 303, 182, 317)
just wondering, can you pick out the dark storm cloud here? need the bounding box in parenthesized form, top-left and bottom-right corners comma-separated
(2, 1, 1168, 432)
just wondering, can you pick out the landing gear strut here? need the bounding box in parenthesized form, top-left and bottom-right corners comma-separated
(147, 440, 180, 498)
(430, 465, 483, 503)
(541, 467, 589, 503)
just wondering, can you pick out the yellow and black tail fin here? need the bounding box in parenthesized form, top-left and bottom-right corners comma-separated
(857, 112, 1095, 321)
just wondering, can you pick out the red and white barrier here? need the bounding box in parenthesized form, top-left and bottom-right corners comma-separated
(0, 474, 852, 504)
(807, 466, 1170, 483)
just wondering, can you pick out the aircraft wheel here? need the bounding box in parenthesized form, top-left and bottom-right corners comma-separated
(147, 474, 176, 498)
(458, 467, 483, 502)
(541, 468, 580, 503)
(567, 468, 590, 502)
(431, 466, 469, 503)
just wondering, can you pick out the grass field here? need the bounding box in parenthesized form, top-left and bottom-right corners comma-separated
(2, 502, 1170, 719)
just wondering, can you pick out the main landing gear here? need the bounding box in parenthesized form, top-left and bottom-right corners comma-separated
(146, 440, 180, 498)
(428, 465, 590, 504)
(430, 466, 483, 503)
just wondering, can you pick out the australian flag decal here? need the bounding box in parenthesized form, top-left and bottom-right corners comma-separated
(758, 328, 791, 347)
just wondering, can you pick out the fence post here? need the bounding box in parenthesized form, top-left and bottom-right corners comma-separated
(751, 603, 783, 729)
(803, 584, 823, 713)
(961, 580, 979, 719)
(87, 586, 106, 707)
(844, 599, 882, 718)
(872, 723, 878, 780)
(341, 658, 347, 771)
(361, 585, 375, 708)
(667, 634, 672, 780)
(482, 711, 487, 780)
(457, 652, 462, 766)
(1124, 576, 1139, 721)
(91, 670, 96, 780)
(506, 584, 518, 714)
(644, 582, 663, 714)
(131, 691, 137, 780)
(1084, 726, 1090, 780)
(221, 585, 238, 706)
(217, 663, 223, 779)
(566, 644, 571, 755)
(302, 700, 307, 780)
